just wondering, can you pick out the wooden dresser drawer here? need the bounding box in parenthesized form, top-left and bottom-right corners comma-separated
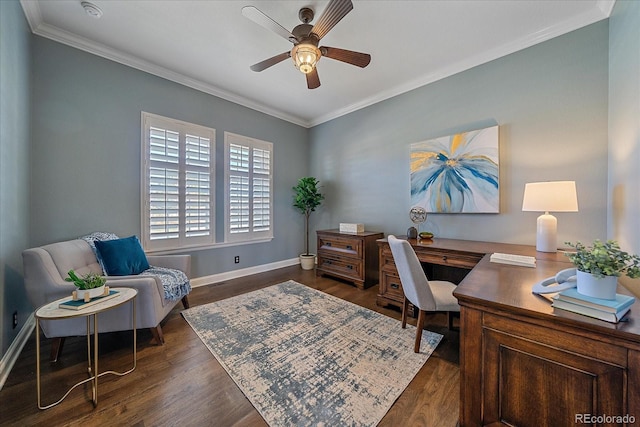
(318, 234, 363, 259)
(316, 229, 383, 290)
(317, 252, 363, 281)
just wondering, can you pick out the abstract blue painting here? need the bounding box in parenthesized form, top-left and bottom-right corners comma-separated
(411, 125, 499, 213)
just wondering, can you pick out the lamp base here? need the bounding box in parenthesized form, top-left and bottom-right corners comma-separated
(536, 213, 557, 253)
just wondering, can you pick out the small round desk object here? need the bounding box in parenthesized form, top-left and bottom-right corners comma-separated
(409, 206, 427, 225)
(409, 206, 427, 239)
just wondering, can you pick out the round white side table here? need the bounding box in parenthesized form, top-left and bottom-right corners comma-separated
(35, 287, 137, 409)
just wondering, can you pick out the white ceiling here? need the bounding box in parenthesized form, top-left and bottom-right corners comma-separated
(20, 0, 614, 127)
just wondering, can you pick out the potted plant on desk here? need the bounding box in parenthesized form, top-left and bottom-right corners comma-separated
(565, 239, 640, 300)
(293, 177, 324, 270)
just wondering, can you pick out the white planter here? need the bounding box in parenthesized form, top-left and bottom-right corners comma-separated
(299, 254, 316, 270)
(77, 285, 106, 300)
(576, 270, 618, 300)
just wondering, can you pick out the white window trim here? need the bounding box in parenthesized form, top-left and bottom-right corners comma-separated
(141, 112, 216, 252)
(224, 132, 274, 244)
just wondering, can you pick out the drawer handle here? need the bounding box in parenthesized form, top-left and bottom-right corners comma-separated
(442, 256, 448, 261)
(347, 265, 353, 270)
(346, 245, 353, 250)
(326, 260, 332, 265)
(390, 283, 399, 289)
(326, 242, 332, 247)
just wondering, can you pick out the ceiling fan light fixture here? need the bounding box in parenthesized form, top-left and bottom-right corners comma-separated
(292, 43, 321, 74)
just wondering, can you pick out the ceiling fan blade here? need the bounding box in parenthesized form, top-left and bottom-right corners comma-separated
(306, 68, 320, 89)
(321, 47, 371, 68)
(311, 0, 353, 41)
(242, 6, 296, 43)
(250, 52, 291, 72)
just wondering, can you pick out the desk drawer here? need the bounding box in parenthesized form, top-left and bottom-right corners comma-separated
(317, 252, 363, 281)
(318, 235, 362, 259)
(416, 249, 481, 269)
(380, 271, 404, 302)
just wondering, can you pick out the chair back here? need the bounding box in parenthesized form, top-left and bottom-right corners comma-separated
(388, 235, 437, 311)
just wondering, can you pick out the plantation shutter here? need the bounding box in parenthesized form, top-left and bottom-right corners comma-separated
(229, 143, 250, 234)
(185, 134, 212, 238)
(142, 112, 215, 251)
(225, 132, 273, 243)
(148, 127, 180, 241)
(252, 147, 271, 232)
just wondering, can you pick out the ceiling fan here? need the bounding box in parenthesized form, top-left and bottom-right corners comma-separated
(242, 0, 371, 89)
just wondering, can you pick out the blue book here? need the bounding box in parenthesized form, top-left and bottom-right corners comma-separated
(556, 288, 635, 314)
(552, 299, 631, 323)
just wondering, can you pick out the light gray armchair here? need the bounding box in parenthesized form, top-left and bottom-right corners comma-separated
(23, 238, 191, 361)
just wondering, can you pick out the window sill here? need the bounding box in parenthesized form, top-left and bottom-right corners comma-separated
(145, 237, 274, 255)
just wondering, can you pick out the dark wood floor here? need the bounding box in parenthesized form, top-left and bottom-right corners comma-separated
(0, 266, 460, 426)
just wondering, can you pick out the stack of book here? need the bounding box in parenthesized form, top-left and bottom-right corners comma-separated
(552, 288, 635, 323)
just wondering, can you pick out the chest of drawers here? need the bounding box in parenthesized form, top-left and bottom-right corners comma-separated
(316, 229, 383, 290)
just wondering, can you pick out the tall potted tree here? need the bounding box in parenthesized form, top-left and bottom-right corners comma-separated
(293, 177, 325, 270)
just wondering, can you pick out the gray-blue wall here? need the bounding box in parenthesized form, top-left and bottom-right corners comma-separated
(309, 21, 609, 250)
(0, 0, 32, 355)
(30, 37, 310, 278)
(608, 0, 640, 293)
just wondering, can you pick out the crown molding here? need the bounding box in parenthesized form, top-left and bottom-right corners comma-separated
(20, 0, 611, 129)
(309, 3, 613, 127)
(596, 0, 616, 17)
(19, 1, 310, 127)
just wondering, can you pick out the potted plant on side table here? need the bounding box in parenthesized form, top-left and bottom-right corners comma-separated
(65, 270, 108, 300)
(565, 239, 640, 300)
(293, 177, 325, 270)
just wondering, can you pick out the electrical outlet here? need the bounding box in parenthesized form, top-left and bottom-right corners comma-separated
(12, 311, 18, 329)
(234, 256, 240, 264)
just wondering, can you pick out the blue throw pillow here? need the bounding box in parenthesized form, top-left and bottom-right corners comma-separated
(95, 235, 150, 276)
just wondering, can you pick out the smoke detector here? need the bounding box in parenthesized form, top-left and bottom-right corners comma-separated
(81, 1, 103, 19)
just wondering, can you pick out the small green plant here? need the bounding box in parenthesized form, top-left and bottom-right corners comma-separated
(565, 240, 640, 279)
(292, 177, 325, 256)
(65, 270, 106, 290)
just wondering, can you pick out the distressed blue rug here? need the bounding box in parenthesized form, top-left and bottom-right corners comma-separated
(182, 280, 442, 426)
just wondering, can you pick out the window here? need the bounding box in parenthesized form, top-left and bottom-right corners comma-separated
(141, 112, 215, 251)
(224, 132, 273, 243)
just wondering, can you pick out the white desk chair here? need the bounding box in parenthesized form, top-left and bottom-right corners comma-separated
(388, 235, 460, 352)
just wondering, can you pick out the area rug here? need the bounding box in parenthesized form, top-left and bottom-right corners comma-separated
(182, 280, 442, 426)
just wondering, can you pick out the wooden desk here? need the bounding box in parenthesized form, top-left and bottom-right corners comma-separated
(377, 237, 640, 426)
(376, 237, 555, 309)
(456, 255, 640, 426)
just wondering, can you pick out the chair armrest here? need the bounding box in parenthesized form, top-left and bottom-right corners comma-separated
(104, 275, 166, 307)
(146, 254, 191, 278)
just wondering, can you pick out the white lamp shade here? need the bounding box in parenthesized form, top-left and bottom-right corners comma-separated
(522, 181, 578, 212)
(522, 181, 578, 253)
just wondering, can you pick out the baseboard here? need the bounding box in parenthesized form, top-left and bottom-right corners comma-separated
(0, 313, 35, 391)
(191, 257, 300, 287)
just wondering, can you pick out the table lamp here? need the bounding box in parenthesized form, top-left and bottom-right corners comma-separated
(522, 181, 578, 252)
